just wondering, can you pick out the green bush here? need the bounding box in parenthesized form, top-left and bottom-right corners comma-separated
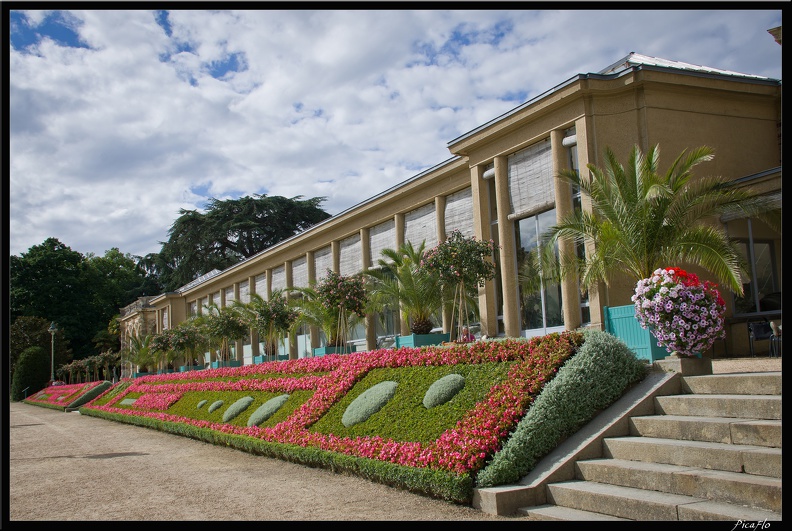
(10, 346, 50, 401)
(208, 400, 224, 413)
(68, 381, 113, 408)
(475, 329, 649, 487)
(223, 396, 255, 422)
(247, 394, 290, 427)
(342, 380, 398, 427)
(423, 373, 465, 408)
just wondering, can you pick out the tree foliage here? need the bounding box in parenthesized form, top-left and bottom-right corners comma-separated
(9, 316, 72, 384)
(234, 290, 297, 359)
(144, 195, 331, 292)
(10, 346, 51, 401)
(10, 238, 154, 359)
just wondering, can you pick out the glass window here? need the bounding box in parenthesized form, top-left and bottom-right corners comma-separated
(733, 239, 779, 315)
(516, 209, 563, 334)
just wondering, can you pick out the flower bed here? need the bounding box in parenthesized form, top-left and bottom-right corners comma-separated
(76, 333, 582, 502)
(24, 380, 112, 411)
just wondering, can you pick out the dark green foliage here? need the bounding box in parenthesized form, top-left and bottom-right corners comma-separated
(10, 346, 51, 401)
(67, 381, 114, 409)
(311, 363, 511, 441)
(475, 329, 649, 487)
(146, 194, 332, 291)
(9, 316, 72, 384)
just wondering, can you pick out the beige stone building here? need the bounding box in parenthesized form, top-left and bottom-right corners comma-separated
(119, 51, 782, 375)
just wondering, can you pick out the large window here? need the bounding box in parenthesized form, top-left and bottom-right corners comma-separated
(733, 235, 780, 315)
(516, 209, 564, 336)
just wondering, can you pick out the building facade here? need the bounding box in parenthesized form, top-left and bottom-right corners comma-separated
(120, 52, 782, 374)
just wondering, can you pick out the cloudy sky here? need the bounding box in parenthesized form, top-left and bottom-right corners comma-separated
(7, 8, 783, 259)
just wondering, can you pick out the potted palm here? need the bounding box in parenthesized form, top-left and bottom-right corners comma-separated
(169, 318, 207, 371)
(544, 144, 780, 361)
(233, 290, 297, 363)
(201, 303, 249, 368)
(125, 332, 155, 378)
(366, 241, 448, 348)
(290, 270, 368, 356)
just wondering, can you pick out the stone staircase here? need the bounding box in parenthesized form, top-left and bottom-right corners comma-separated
(516, 370, 782, 521)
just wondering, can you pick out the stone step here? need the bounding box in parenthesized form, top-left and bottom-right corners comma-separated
(602, 436, 782, 478)
(629, 415, 782, 447)
(575, 458, 782, 512)
(654, 394, 781, 419)
(544, 480, 782, 521)
(517, 504, 630, 521)
(682, 372, 782, 395)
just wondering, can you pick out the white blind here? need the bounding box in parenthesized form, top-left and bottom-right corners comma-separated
(254, 274, 267, 300)
(224, 286, 235, 305)
(507, 138, 554, 220)
(339, 234, 362, 276)
(239, 280, 250, 304)
(313, 245, 333, 282)
(291, 256, 308, 288)
(444, 187, 474, 238)
(200, 296, 209, 313)
(189, 301, 198, 316)
(212, 292, 221, 307)
(369, 219, 396, 265)
(404, 202, 437, 249)
(162, 308, 169, 330)
(271, 265, 286, 292)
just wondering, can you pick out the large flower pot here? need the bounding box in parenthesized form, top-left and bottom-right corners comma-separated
(210, 360, 242, 369)
(395, 333, 451, 349)
(179, 365, 202, 372)
(132, 372, 149, 378)
(603, 305, 668, 362)
(313, 346, 351, 357)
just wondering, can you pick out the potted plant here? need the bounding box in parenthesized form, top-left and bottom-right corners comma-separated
(234, 289, 297, 363)
(366, 241, 448, 348)
(166, 318, 206, 371)
(541, 144, 780, 360)
(632, 266, 726, 358)
(422, 230, 497, 341)
(200, 303, 249, 368)
(290, 270, 368, 356)
(125, 332, 155, 378)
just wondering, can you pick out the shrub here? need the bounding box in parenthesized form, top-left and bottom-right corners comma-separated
(10, 346, 50, 401)
(423, 374, 465, 408)
(342, 381, 398, 427)
(475, 329, 648, 487)
(247, 394, 290, 427)
(223, 396, 255, 422)
(207, 400, 224, 413)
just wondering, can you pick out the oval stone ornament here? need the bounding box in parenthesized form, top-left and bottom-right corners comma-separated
(223, 396, 255, 422)
(196, 399, 208, 409)
(342, 381, 398, 427)
(423, 373, 466, 408)
(207, 400, 224, 413)
(247, 394, 290, 427)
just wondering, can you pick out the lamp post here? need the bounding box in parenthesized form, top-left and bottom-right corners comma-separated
(48, 322, 57, 384)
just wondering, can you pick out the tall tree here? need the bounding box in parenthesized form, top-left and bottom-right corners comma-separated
(150, 194, 331, 291)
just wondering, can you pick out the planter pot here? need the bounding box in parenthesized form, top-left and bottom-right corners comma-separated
(132, 372, 149, 378)
(179, 365, 202, 372)
(210, 360, 242, 369)
(255, 354, 290, 362)
(603, 305, 669, 362)
(313, 346, 351, 357)
(395, 333, 451, 349)
(157, 369, 175, 374)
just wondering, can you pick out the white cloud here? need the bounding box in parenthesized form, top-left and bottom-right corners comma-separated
(9, 8, 782, 259)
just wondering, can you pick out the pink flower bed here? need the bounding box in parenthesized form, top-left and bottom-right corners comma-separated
(84, 334, 578, 475)
(26, 381, 105, 407)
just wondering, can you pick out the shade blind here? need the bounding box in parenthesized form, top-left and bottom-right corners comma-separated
(162, 308, 169, 330)
(224, 286, 235, 305)
(200, 297, 209, 312)
(212, 292, 221, 307)
(314, 245, 333, 282)
(404, 202, 437, 249)
(720, 191, 782, 222)
(369, 219, 396, 265)
(271, 265, 286, 292)
(189, 301, 198, 316)
(444, 187, 474, 238)
(339, 234, 362, 276)
(291, 256, 308, 288)
(254, 274, 267, 300)
(239, 280, 250, 304)
(508, 138, 554, 220)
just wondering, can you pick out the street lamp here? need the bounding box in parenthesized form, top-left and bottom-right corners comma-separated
(48, 322, 57, 384)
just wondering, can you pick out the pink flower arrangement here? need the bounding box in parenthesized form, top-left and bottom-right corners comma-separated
(26, 381, 105, 406)
(631, 267, 726, 357)
(84, 333, 579, 475)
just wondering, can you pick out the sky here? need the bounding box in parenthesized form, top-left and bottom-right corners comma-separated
(6, 7, 783, 260)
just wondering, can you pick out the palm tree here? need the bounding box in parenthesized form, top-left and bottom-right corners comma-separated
(366, 241, 445, 335)
(545, 144, 781, 295)
(233, 290, 296, 361)
(200, 303, 250, 363)
(125, 332, 156, 374)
